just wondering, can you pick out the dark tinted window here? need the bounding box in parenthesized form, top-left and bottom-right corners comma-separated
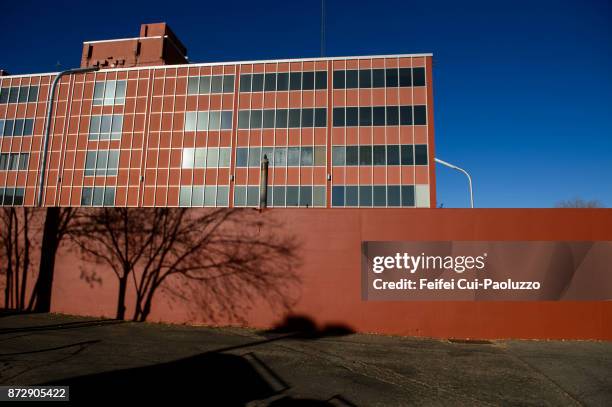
(386, 106, 399, 125)
(314, 108, 326, 127)
(223, 75, 235, 92)
(399, 68, 412, 87)
(387, 145, 400, 165)
(236, 148, 248, 167)
(286, 186, 299, 206)
(359, 145, 372, 165)
(333, 108, 345, 127)
(346, 107, 358, 126)
(277, 73, 289, 91)
(315, 71, 327, 89)
(415, 145, 428, 165)
(373, 186, 386, 206)
(346, 146, 358, 165)
(359, 186, 372, 206)
(332, 146, 345, 165)
(287, 147, 300, 166)
(346, 70, 358, 88)
(302, 109, 314, 127)
(373, 107, 385, 126)
(239, 74, 251, 92)
(211, 76, 223, 93)
(402, 185, 415, 206)
(273, 186, 286, 206)
(263, 110, 275, 128)
(346, 186, 358, 206)
(372, 69, 385, 88)
(359, 107, 372, 126)
(386, 68, 398, 87)
(275, 109, 288, 128)
(414, 105, 427, 125)
(288, 109, 301, 128)
(251, 74, 264, 92)
(400, 106, 413, 125)
(373, 146, 386, 165)
(401, 145, 414, 165)
(264, 73, 276, 91)
(250, 110, 262, 129)
(300, 146, 313, 165)
(332, 186, 344, 206)
(289, 72, 302, 91)
(302, 72, 315, 90)
(333, 70, 345, 89)
(238, 111, 249, 129)
(299, 186, 312, 206)
(413, 67, 426, 86)
(388, 186, 401, 206)
(359, 69, 371, 88)
(274, 147, 287, 166)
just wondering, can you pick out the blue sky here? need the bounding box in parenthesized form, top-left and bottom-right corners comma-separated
(1, 0, 610, 207)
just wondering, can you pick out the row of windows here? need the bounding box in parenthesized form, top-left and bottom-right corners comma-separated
(85, 150, 119, 176)
(182, 147, 231, 169)
(332, 144, 428, 166)
(239, 71, 327, 93)
(333, 105, 426, 127)
(0, 153, 29, 171)
(0, 86, 39, 104)
(89, 115, 123, 140)
(187, 75, 235, 95)
(333, 68, 425, 89)
(332, 185, 415, 207)
(238, 108, 326, 129)
(0, 119, 35, 137)
(236, 146, 325, 167)
(184, 111, 234, 131)
(234, 185, 326, 208)
(81, 186, 115, 206)
(0, 188, 25, 206)
(179, 186, 229, 207)
(93, 80, 126, 106)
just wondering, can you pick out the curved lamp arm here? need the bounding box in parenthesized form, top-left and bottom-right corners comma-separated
(434, 157, 474, 208)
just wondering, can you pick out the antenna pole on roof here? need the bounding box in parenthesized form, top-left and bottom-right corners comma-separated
(320, 0, 326, 57)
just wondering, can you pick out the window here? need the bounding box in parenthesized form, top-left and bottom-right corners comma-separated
(373, 186, 386, 206)
(346, 146, 358, 165)
(0, 86, 39, 104)
(346, 107, 358, 127)
(333, 70, 345, 89)
(372, 69, 385, 88)
(302, 72, 314, 90)
(251, 74, 264, 92)
(85, 150, 119, 176)
(277, 73, 289, 91)
(386, 68, 398, 87)
(346, 70, 358, 89)
(184, 111, 232, 131)
(332, 146, 345, 166)
(239, 74, 252, 92)
(275, 109, 288, 128)
(233, 186, 246, 207)
(346, 186, 358, 206)
(387, 145, 400, 165)
(182, 147, 231, 168)
(81, 187, 115, 206)
(388, 185, 401, 206)
(264, 73, 276, 91)
(287, 147, 300, 166)
(315, 71, 327, 90)
(402, 185, 415, 206)
(400, 106, 412, 125)
(263, 110, 275, 128)
(332, 186, 344, 207)
(359, 186, 372, 206)
(93, 80, 126, 105)
(288, 109, 301, 128)
(236, 148, 248, 167)
(359, 69, 371, 88)
(413, 67, 426, 86)
(0, 119, 34, 137)
(333, 108, 345, 127)
(0, 153, 28, 171)
(314, 108, 326, 127)
(414, 105, 427, 125)
(289, 72, 302, 91)
(415, 145, 428, 165)
(286, 186, 299, 206)
(401, 145, 414, 165)
(274, 147, 287, 166)
(399, 68, 411, 87)
(373, 107, 385, 126)
(373, 146, 386, 166)
(179, 186, 229, 207)
(248, 147, 261, 167)
(0, 188, 25, 206)
(359, 107, 372, 126)
(300, 147, 313, 166)
(359, 145, 372, 165)
(187, 75, 234, 94)
(89, 115, 122, 140)
(238, 111, 249, 129)
(302, 109, 314, 127)
(313, 186, 326, 207)
(386, 106, 399, 126)
(314, 146, 326, 166)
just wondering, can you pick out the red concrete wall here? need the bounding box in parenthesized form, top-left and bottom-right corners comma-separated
(49, 208, 612, 340)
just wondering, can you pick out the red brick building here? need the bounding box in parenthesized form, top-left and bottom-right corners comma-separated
(0, 22, 435, 209)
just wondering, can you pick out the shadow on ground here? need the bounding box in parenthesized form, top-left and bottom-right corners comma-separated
(46, 315, 357, 405)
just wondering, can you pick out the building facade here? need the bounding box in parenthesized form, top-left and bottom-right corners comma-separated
(0, 23, 436, 208)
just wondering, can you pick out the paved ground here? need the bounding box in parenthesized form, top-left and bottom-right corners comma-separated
(0, 313, 610, 406)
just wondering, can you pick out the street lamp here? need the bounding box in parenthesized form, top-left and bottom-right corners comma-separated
(37, 66, 100, 207)
(435, 157, 474, 208)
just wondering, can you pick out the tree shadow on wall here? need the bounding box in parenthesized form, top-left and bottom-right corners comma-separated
(69, 208, 303, 323)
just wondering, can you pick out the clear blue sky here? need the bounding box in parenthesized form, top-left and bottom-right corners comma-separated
(2, 0, 610, 207)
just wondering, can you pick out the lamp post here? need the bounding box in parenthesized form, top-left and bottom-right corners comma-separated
(434, 157, 474, 208)
(37, 66, 99, 207)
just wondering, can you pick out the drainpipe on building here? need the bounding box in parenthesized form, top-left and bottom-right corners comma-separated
(37, 66, 99, 207)
(259, 155, 269, 209)
(434, 157, 474, 208)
